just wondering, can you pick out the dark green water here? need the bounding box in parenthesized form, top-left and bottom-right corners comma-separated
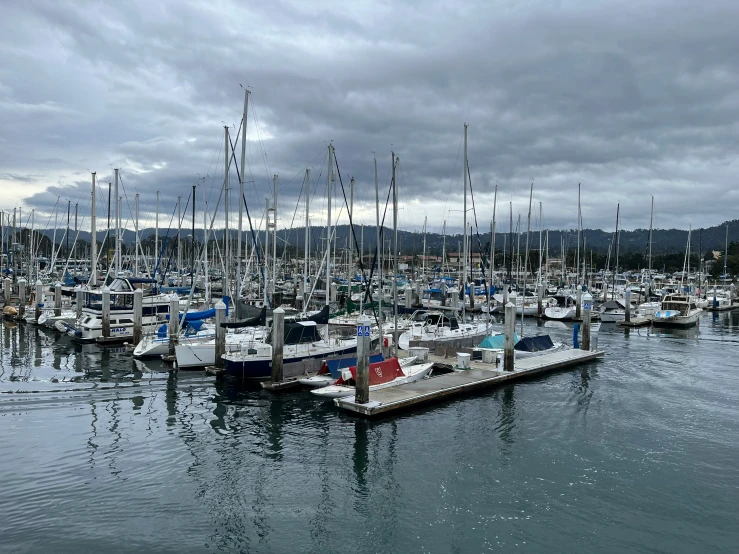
(1, 314, 738, 553)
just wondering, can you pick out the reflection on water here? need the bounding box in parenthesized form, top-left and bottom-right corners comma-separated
(1, 316, 738, 553)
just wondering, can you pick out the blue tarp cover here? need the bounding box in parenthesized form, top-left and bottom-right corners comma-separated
(478, 333, 519, 349)
(514, 335, 554, 352)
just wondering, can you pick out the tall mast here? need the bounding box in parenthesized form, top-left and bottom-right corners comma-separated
(177, 195, 182, 283)
(325, 143, 333, 307)
(272, 174, 278, 297)
(135, 192, 141, 276)
(612, 204, 620, 301)
(392, 152, 398, 350)
(224, 125, 230, 299)
(114, 169, 120, 276)
(304, 169, 311, 308)
(648, 195, 653, 294)
(349, 177, 354, 281)
(264, 198, 270, 307)
(462, 123, 468, 320)
(90, 172, 97, 285)
(154, 190, 159, 278)
(442, 219, 446, 271)
(521, 182, 533, 337)
(238, 89, 249, 301)
(538, 202, 543, 283)
(508, 202, 513, 282)
(374, 156, 382, 323)
(723, 223, 729, 288)
(576, 182, 581, 288)
(422, 216, 427, 280)
(191, 183, 196, 285)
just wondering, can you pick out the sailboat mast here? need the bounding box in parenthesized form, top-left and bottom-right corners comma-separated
(349, 177, 354, 281)
(422, 216, 427, 280)
(223, 125, 230, 299)
(304, 169, 310, 309)
(238, 89, 249, 300)
(576, 183, 581, 288)
(272, 174, 278, 298)
(325, 143, 333, 307)
(114, 169, 120, 276)
(462, 123, 468, 320)
(374, 156, 382, 323)
(191, 183, 196, 285)
(154, 190, 158, 278)
(612, 203, 620, 301)
(90, 172, 97, 285)
(392, 153, 398, 350)
(521, 183, 533, 337)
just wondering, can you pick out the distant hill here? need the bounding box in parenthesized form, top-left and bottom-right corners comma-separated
(34, 219, 737, 256)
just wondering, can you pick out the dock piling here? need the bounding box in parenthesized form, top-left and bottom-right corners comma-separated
(75, 288, 83, 320)
(168, 296, 179, 357)
(504, 301, 515, 371)
(404, 284, 412, 310)
(271, 307, 285, 382)
(624, 289, 631, 323)
(582, 303, 591, 351)
(537, 284, 544, 317)
(101, 286, 111, 338)
(132, 288, 143, 345)
(576, 287, 582, 320)
(35, 280, 43, 322)
(355, 313, 371, 404)
(18, 278, 26, 318)
(214, 299, 226, 369)
(4, 277, 11, 303)
(54, 282, 62, 317)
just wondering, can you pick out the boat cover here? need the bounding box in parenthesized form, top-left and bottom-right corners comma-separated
(478, 333, 518, 349)
(165, 308, 216, 322)
(284, 322, 322, 344)
(336, 358, 404, 385)
(221, 306, 267, 328)
(319, 353, 384, 378)
(514, 335, 554, 352)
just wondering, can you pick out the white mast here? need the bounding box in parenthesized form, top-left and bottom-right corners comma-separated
(135, 193, 140, 276)
(374, 155, 382, 323)
(90, 172, 97, 286)
(392, 152, 398, 352)
(576, 182, 581, 289)
(177, 195, 182, 283)
(264, 198, 270, 307)
(224, 125, 230, 299)
(238, 89, 249, 301)
(648, 195, 653, 294)
(462, 123, 468, 320)
(272, 174, 278, 298)
(114, 169, 120, 276)
(422, 216, 427, 280)
(303, 169, 310, 308)
(348, 176, 354, 281)
(154, 190, 158, 277)
(521, 182, 533, 337)
(325, 143, 333, 307)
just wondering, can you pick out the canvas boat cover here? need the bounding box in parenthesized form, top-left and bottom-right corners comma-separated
(514, 335, 554, 352)
(221, 306, 267, 328)
(319, 353, 384, 378)
(284, 322, 322, 344)
(342, 358, 405, 386)
(478, 333, 518, 349)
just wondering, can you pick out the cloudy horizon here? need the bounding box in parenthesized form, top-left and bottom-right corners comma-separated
(2, 0, 738, 236)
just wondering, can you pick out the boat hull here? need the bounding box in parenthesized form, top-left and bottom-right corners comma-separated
(223, 344, 358, 380)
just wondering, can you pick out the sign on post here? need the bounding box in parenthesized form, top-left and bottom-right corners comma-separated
(363, 325, 370, 337)
(583, 302, 591, 311)
(357, 325, 363, 337)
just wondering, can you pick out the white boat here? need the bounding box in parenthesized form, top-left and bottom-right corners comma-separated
(544, 291, 594, 321)
(311, 359, 434, 399)
(173, 328, 266, 367)
(598, 299, 633, 322)
(637, 301, 661, 318)
(398, 311, 489, 351)
(298, 355, 416, 388)
(652, 294, 702, 328)
(698, 289, 734, 311)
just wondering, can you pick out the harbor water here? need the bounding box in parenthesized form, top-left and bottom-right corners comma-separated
(1, 314, 738, 553)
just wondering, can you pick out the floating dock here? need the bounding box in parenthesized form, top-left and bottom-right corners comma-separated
(335, 348, 604, 417)
(618, 316, 652, 327)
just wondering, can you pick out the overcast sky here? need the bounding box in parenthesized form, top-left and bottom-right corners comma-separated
(1, 0, 738, 236)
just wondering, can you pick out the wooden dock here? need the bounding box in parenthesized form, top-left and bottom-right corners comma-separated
(335, 348, 605, 417)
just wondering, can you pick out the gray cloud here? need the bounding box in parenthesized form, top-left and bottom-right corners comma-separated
(1, 0, 738, 237)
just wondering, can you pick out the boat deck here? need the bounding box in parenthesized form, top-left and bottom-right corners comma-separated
(335, 348, 604, 417)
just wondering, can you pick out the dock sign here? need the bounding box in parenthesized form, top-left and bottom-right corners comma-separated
(583, 302, 591, 311)
(363, 325, 371, 337)
(357, 325, 363, 337)
(357, 325, 371, 337)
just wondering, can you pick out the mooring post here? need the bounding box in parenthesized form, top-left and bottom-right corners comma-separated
(414, 279, 422, 306)
(214, 299, 226, 369)
(54, 282, 62, 317)
(132, 288, 143, 345)
(35, 280, 43, 322)
(576, 286, 582, 320)
(168, 296, 179, 356)
(75, 287, 83, 320)
(582, 303, 591, 351)
(4, 277, 11, 303)
(17, 278, 26, 318)
(404, 284, 412, 311)
(271, 307, 285, 383)
(504, 301, 515, 371)
(101, 286, 111, 338)
(624, 288, 631, 323)
(537, 283, 544, 317)
(503, 285, 509, 307)
(330, 282, 337, 304)
(355, 313, 371, 403)
(441, 282, 447, 306)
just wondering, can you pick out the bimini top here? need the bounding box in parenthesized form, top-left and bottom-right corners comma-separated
(514, 335, 554, 352)
(284, 322, 322, 344)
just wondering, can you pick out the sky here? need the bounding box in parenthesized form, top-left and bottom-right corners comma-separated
(1, 0, 738, 237)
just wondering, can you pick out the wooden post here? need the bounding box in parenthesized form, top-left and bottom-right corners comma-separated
(4, 277, 11, 303)
(214, 299, 226, 369)
(75, 288, 83, 320)
(271, 307, 285, 382)
(101, 286, 111, 338)
(132, 288, 143, 345)
(414, 279, 421, 307)
(330, 282, 337, 304)
(35, 280, 43, 322)
(54, 282, 62, 317)
(168, 296, 179, 356)
(404, 284, 412, 310)
(576, 287, 582, 320)
(624, 288, 631, 323)
(537, 283, 544, 317)
(582, 303, 591, 351)
(17, 278, 26, 318)
(504, 301, 515, 371)
(355, 313, 371, 403)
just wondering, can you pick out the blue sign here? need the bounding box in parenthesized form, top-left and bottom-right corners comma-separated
(363, 325, 371, 337)
(583, 302, 591, 311)
(357, 325, 363, 337)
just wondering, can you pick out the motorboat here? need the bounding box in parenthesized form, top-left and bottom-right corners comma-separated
(397, 310, 489, 351)
(653, 294, 702, 328)
(598, 299, 634, 323)
(311, 358, 433, 399)
(544, 291, 594, 321)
